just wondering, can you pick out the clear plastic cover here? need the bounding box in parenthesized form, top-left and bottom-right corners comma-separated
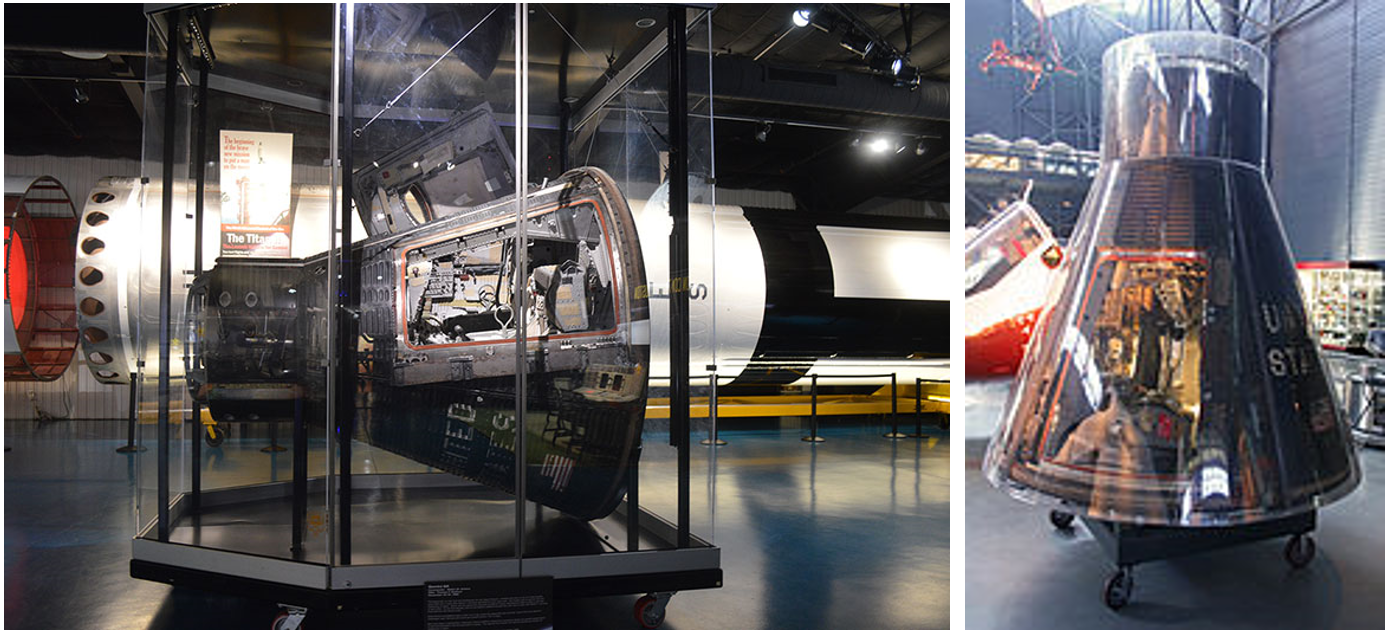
(984, 33, 1360, 527)
(137, 3, 716, 575)
(1101, 31, 1267, 165)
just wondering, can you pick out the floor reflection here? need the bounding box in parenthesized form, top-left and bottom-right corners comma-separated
(5, 416, 949, 629)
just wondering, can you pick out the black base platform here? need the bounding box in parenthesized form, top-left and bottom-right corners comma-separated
(1047, 508, 1318, 609)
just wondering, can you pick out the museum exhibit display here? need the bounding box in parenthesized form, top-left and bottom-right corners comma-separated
(982, 31, 1361, 609)
(116, 4, 721, 627)
(4, 175, 79, 382)
(1296, 263, 1385, 352)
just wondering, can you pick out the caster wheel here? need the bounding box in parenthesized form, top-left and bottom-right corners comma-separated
(1104, 569, 1133, 610)
(205, 423, 228, 448)
(271, 610, 298, 630)
(1048, 510, 1075, 530)
(1285, 533, 1316, 569)
(634, 595, 665, 629)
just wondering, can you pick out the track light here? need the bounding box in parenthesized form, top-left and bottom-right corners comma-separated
(867, 137, 891, 153)
(792, 8, 813, 28)
(755, 121, 771, 143)
(916, 140, 928, 156)
(839, 32, 874, 58)
(73, 80, 90, 105)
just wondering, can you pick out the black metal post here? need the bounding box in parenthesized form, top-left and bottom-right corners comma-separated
(627, 459, 640, 552)
(117, 373, 145, 453)
(262, 422, 286, 452)
(910, 378, 926, 438)
(292, 396, 307, 559)
(667, 7, 691, 550)
(190, 60, 209, 511)
(885, 372, 907, 439)
(156, 9, 181, 542)
(802, 374, 825, 443)
(337, 3, 356, 565)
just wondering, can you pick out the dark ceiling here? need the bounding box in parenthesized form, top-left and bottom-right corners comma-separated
(4, 3, 949, 213)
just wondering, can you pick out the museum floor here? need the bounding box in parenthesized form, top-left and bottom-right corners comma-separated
(4, 416, 948, 629)
(963, 377, 1385, 630)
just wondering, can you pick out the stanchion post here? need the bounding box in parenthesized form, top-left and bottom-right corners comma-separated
(117, 373, 146, 453)
(909, 378, 926, 438)
(885, 372, 907, 439)
(262, 421, 287, 453)
(802, 374, 825, 443)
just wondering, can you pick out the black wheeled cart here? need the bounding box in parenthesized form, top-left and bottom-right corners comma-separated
(1046, 508, 1317, 610)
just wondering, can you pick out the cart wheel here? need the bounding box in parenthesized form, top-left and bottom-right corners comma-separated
(205, 423, 227, 448)
(271, 610, 298, 630)
(634, 595, 665, 629)
(1048, 510, 1075, 530)
(1104, 568, 1133, 610)
(1285, 533, 1316, 569)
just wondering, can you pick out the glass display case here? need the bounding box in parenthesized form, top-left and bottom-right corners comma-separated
(126, 4, 719, 623)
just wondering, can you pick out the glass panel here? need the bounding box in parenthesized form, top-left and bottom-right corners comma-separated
(139, 5, 338, 562)
(137, 9, 193, 541)
(336, 2, 521, 564)
(545, 4, 718, 551)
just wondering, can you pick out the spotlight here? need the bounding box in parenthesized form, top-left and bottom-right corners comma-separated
(867, 137, 891, 153)
(73, 80, 90, 105)
(915, 140, 928, 156)
(755, 121, 771, 143)
(894, 63, 921, 90)
(792, 8, 812, 28)
(891, 57, 904, 75)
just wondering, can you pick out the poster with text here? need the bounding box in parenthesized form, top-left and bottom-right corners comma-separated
(220, 130, 294, 257)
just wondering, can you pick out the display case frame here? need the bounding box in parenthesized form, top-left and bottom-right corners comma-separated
(128, 4, 721, 620)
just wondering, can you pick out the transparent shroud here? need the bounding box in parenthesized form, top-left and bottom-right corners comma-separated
(983, 32, 1360, 527)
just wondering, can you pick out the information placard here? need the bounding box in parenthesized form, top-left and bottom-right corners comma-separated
(423, 576, 553, 629)
(219, 129, 294, 257)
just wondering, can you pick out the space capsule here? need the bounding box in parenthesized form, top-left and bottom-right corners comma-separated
(984, 32, 1360, 527)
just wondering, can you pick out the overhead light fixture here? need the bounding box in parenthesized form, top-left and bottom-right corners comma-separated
(72, 80, 90, 105)
(916, 140, 928, 156)
(635, 17, 657, 29)
(792, 8, 813, 28)
(755, 121, 771, 143)
(563, 96, 580, 104)
(867, 137, 892, 153)
(840, 33, 875, 58)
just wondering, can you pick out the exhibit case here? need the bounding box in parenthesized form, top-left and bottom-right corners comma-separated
(123, 4, 720, 625)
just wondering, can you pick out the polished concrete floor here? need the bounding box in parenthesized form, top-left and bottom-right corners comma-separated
(964, 377, 1385, 630)
(5, 416, 948, 629)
